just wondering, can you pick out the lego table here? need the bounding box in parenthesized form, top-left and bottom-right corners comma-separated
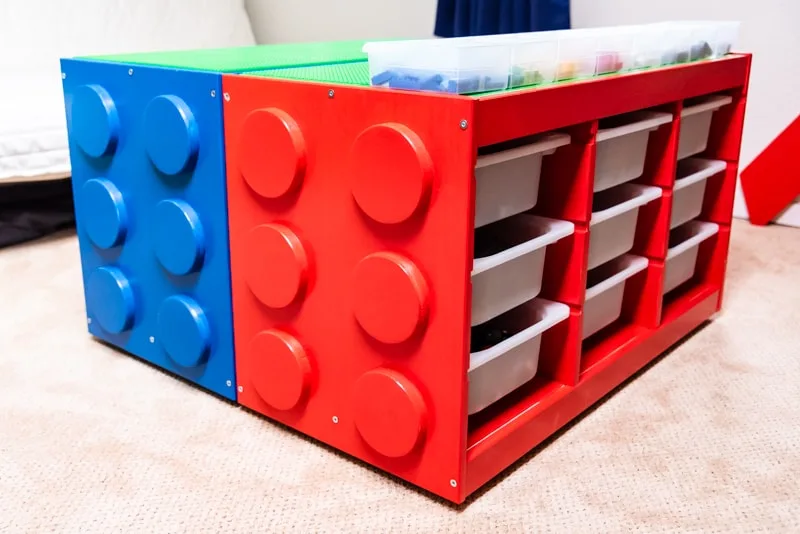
(62, 44, 751, 504)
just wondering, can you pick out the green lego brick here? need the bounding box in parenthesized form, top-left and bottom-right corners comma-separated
(249, 61, 371, 86)
(82, 40, 369, 73)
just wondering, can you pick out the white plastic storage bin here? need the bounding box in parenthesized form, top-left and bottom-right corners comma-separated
(671, 158, 727, 229)
(588, 184, 662, 270)
(475, 132, 570, 228)
(594, 111, 672, 192)
(472, 214, 574, 326)
(678, 95, 733, 159)
(362, 39, 511, 94)
(469, 299, 569, 414)
(664, 221, 719, 293)
(583, 255, 649, 339)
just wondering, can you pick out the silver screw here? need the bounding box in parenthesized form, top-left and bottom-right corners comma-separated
(128, 68, 133, 76)
(226, 380, 232, 387)
(450, 479, 457, 488)
(332, 416, 339, 424)
(149, 336, 155, 344)
(328, 89, 335, 98)
(459, 119, 468, 130)
(87, 317, 92, 325)
(61, 72, 66, 80)
(237, 385, 243, 393)
(210, 90, 216, 98)
(223, 92, 230, 102)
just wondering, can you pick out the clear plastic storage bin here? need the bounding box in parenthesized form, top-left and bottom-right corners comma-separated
(671, 158, 727, 229)
(588, 184, 662, 270)
(594, 111, 673, 192)
(583, 255, 648, 339)
(362, 39, 511, 94)
(555, 30, 598, 81)
(469, 299, 569, 414)
(664, 221, 719, 294)
(678, 95, 733, 159)
(475, 133, 571, 228)
(509, 34, 559, 88)
(472, 214, 574, 326)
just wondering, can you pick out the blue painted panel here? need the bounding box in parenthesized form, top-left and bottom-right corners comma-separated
(62, 59, 236, 400)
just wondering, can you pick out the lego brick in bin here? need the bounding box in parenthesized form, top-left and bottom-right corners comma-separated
(62, 59, 237, 400)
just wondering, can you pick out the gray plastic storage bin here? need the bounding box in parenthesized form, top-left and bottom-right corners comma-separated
(664, 221, 719, 293)
(588, 184, 662, 270)
(671, 158, 727, 229)
(678, 95, 733, 160)
(472, 214, 574, 326)
(469, 299, 569, 414)
(583, 255, 649, 339)
(594, 111, 672, 192)
(475, 133, 570, 228)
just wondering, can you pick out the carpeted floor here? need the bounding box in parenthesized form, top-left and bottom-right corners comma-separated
(1, 220, 798, 533)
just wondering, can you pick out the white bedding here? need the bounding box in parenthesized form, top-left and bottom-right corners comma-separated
(0, 0, 256, 184)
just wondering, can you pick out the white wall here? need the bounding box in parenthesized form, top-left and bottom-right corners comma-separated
(245, 0, 437, 43)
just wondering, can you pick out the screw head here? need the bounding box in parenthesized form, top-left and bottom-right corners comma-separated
(237, 385, 243, 393)
(223, 92, 230, 102)
(61, 72, 66, 80)
(210, 90, 216, 98)
(128, 68, 133, 76)
(149, 336, 155, 344)
(459, 119, 468, 130)
(226, 380, 232, 387)
(450, 479, 457, 488)
(87, 317, 92, 325)
(328, 89, 335, 98)
(332, 416, 339, 424)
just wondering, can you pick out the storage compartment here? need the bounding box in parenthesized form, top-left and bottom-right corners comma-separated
(469, 299, 569, 414)
(475, 133, 571, 228)
(664, 221, 719, 293)
(362, 39, 511, 94)
(583, 255, 648, 339)
(594, 111, 673, 192)
(472, 214, 574, 326)
(678, 95, 733, 159)
(588, 184, 662, 270)
(672, 158, 727, 228)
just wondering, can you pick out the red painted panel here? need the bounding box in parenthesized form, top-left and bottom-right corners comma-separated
(223, 74, 475, 502)
(740, 114, 800, 225)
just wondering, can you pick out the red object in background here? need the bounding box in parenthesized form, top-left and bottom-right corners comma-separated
(740, 114, 800, 225)
(222, 54, 750, 504)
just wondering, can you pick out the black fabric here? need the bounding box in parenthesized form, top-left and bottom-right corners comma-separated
(0, 178, 76, 248)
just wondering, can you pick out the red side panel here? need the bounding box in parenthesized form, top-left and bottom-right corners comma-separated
(222, 76, 475, 502)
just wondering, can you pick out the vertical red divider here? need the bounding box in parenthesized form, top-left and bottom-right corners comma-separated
(701, 163, 739, 225)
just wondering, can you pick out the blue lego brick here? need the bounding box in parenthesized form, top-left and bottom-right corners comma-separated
(61, 59, 236, 400)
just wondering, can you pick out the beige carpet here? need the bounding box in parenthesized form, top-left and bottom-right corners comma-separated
(1, 220, 798, 533)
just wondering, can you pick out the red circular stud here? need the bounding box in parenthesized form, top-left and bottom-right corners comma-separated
(350, 123, 433, 224)
(352, 252, 429, 344)
(239, 108, 306, 199)
(245, 224, 309, 308)
(248, 329, 311, 411)
(352, 369, 427, 458)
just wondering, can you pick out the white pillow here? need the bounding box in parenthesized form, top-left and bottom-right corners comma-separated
(0, 0, 256, 183)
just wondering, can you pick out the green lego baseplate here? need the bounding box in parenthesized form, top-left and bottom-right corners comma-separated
(83, 40, 369, 73)
(250, 61, 371, 86)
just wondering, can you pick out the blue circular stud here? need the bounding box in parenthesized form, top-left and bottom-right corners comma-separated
(157, 295, 211, 368)
(86, 267, 135, 334)
(152, 199, 206, 276)
(80, 178, 128, 249)
(72, 84, 119, 158)
(143, 95, 199, 176)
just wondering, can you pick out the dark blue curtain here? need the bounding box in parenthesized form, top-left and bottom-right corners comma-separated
(434, 0, 570, 37)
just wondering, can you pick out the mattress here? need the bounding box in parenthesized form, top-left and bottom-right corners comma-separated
(0, 0, 256, 184)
